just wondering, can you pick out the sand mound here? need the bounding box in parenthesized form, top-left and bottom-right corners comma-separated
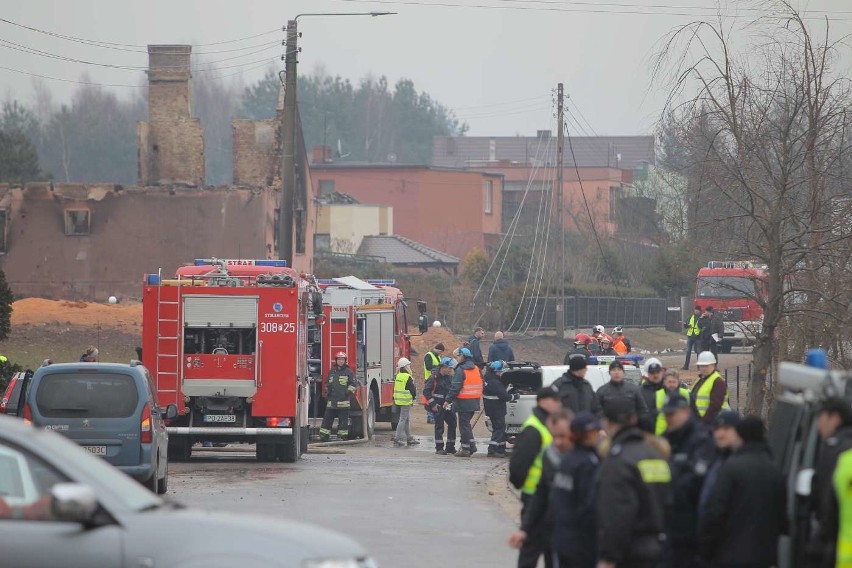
(12, 298, 143, 332)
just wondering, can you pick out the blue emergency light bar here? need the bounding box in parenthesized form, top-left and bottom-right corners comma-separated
(192, 259, 287, 267)
(366, 279, 396, 286)
(588, 355, 645, 366)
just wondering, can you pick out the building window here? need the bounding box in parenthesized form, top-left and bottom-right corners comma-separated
(484, 180, 493, 214)
(319, 180, 335, 197)
(0, 209, 6, 253)
(65, 209, 90, 236)
(314, 234, 331, 252)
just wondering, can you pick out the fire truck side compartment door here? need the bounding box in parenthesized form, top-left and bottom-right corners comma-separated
(366, 312, 381, 366)
(380, 311, 394, 386)
(184, 296, 258, 328)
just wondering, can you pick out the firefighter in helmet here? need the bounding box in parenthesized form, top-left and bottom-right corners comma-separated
(319, 352, 358, 442)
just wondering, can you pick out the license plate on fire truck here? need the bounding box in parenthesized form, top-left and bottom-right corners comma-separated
(204, 414, 236, 423)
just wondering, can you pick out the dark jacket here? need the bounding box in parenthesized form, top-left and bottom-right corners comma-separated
(697, 314, 712, 346)
(550, 371, 601, 415)
(598, 347, 617, 356)
(596, 380, 649, 424)
(596, 426, 673, 564)
(446, 358, 481, 412)
(326, 364, 357, 408)
(424, 350, 441, 374)
(550, 444, 600, 567)
(563, 347, 590, 365)
(710, 311, 725, 336)
(664, 417, 717, 552)
(482, 368, 512, 418)
(699, 442, 786, 567)
(467, 334, 484, 365)
(698, 448, 730, 518)
(639, 380, 665, 432)
(509, 406, 549, 490)
(487, 339, 515, 363)
(812, 425, 852, 567)
(423, 368, 452, 407)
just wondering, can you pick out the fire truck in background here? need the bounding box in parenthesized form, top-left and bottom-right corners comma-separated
(694, 260, 767, 352)
(142, 259, 323, 463)
(309, 277, 428, 439)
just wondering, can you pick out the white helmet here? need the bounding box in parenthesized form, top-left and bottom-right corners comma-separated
(397, 357, 411, 369)
(696, 351, 717, 366)
(644, 357, 663, 375)
(594, 325, 605, 334)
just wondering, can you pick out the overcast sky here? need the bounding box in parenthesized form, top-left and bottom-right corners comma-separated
(1, 0, 850, 137)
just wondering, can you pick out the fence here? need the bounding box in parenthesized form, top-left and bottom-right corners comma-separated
(721, 363, 775, 415)
(512, 296, 668, 331)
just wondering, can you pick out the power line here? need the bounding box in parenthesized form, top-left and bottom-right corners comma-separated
(0, 17, 280, 51)
(331, 0, 852, 20)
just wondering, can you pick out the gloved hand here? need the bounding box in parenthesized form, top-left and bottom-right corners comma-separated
(511, 393, 520, 403)
(443, 402, 454, 412)
(432, 404, 441, 412)
(506, 384, 514, 392)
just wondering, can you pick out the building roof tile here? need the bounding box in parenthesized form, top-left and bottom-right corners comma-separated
(357, 235, 460, 266)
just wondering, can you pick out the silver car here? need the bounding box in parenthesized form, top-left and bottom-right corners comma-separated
(0, 414, 375, 568)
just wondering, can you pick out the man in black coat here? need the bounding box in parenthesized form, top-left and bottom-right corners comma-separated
(596, 397, 672, 568)
(638, 358, 665, 433)
(483, 360, 517, 457)
(661, 393, 717, 568)
(468, 326, 486, 368)
(699, 416, 786, 568)
(706, 306, 725, 361)
(596, 360, 649, 426)
(488, 331, 515, 363)
(550, 356, 601, 415)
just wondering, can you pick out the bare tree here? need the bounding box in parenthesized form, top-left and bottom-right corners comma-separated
(653, 2, 852, 414)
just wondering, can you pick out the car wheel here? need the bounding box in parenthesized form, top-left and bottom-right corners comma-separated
(157, 458, 169, 495)
(149, 460, 159, 493)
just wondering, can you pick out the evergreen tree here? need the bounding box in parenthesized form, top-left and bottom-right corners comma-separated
(0, 269, 13, 342)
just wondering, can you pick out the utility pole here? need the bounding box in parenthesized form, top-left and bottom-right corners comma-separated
(278, 19, 298, 266)
(555, 83, 565, 340)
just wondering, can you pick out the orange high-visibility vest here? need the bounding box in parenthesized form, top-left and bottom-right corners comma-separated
(457, 367, 483, 399)
(612, 337, 628, 355)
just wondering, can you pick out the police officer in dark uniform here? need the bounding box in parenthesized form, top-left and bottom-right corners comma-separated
(319, 351, 358, 441)
(661, 393, 717, 568)
(596, 397, 673, 568)
(424, 356, 458, 455)
(483, 360, 518, 457)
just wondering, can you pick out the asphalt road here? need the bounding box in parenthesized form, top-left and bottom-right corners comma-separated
(168, 427, 518, 568)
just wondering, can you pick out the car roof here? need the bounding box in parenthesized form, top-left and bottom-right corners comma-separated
(35, 362, 145, 375)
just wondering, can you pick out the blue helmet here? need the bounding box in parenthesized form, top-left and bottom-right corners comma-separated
(440, 356, 454, 366)
(459, 347, 472, 358)
(489, 360, 506, 372)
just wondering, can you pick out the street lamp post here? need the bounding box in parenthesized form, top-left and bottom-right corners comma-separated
(278, 11, 395, 266)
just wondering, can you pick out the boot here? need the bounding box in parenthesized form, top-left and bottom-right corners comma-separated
(469, 445, 478, 456)
(407, 438, 420, 446)
(435, 448, 447, 455)
(393, 440, 406, 448)
(488, 449, 507, 458)
(444, 444, 456, 455)
(454, 448, 472, 458)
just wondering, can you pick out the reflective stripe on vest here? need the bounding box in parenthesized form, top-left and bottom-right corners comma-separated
(457, 367, 483, 399)
(521, 413, 553, 495)
(687, 314, 701, 337)
(394, 372, 414, 406)
(835, 449, 852, 567)
(655, 387, 691, 435)
(692, 371, 730, 417)
(423, 352, 440, 404)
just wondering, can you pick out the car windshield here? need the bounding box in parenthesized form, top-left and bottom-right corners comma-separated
(28, 426, 162, 512)
(36, 373, 138, 418)
(697, 276, 755, 299)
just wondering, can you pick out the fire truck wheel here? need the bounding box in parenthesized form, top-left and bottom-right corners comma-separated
(168, 437, 192, 462)
(276, 430, 299, 463)
(256, 441, 277, 462)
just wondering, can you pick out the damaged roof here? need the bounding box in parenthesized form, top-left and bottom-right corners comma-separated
(357, 235, 460, 267)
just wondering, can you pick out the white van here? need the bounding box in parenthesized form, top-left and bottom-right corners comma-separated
(498, 358, 643, 435)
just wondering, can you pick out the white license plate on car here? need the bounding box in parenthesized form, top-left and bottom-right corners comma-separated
(204, 414, 236, 423)
(84, 445, 107, 456)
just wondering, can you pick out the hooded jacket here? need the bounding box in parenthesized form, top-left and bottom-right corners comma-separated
(487, 339, 515, 363)
(482, 368, 512, 417)
(446, 358, 481, 413)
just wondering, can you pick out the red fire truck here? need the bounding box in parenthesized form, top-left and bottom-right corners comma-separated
(694, 260, 767, 352)
(309, 277, 427, 439)
(142, 259, 323, 463)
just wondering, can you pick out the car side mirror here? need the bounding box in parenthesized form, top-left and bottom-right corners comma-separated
(164, 404, 178, 420)
(51, 483, 98, 524)
(795, 468, 815, 497)
(418, 315, 428, 334)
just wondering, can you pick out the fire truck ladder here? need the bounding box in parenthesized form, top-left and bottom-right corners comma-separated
(156, 269, 181, 407)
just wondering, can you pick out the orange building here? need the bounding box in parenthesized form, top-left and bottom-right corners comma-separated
(310, 164, 503, 259)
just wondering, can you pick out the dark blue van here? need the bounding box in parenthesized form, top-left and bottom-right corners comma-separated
(27, 362, 176, 494)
